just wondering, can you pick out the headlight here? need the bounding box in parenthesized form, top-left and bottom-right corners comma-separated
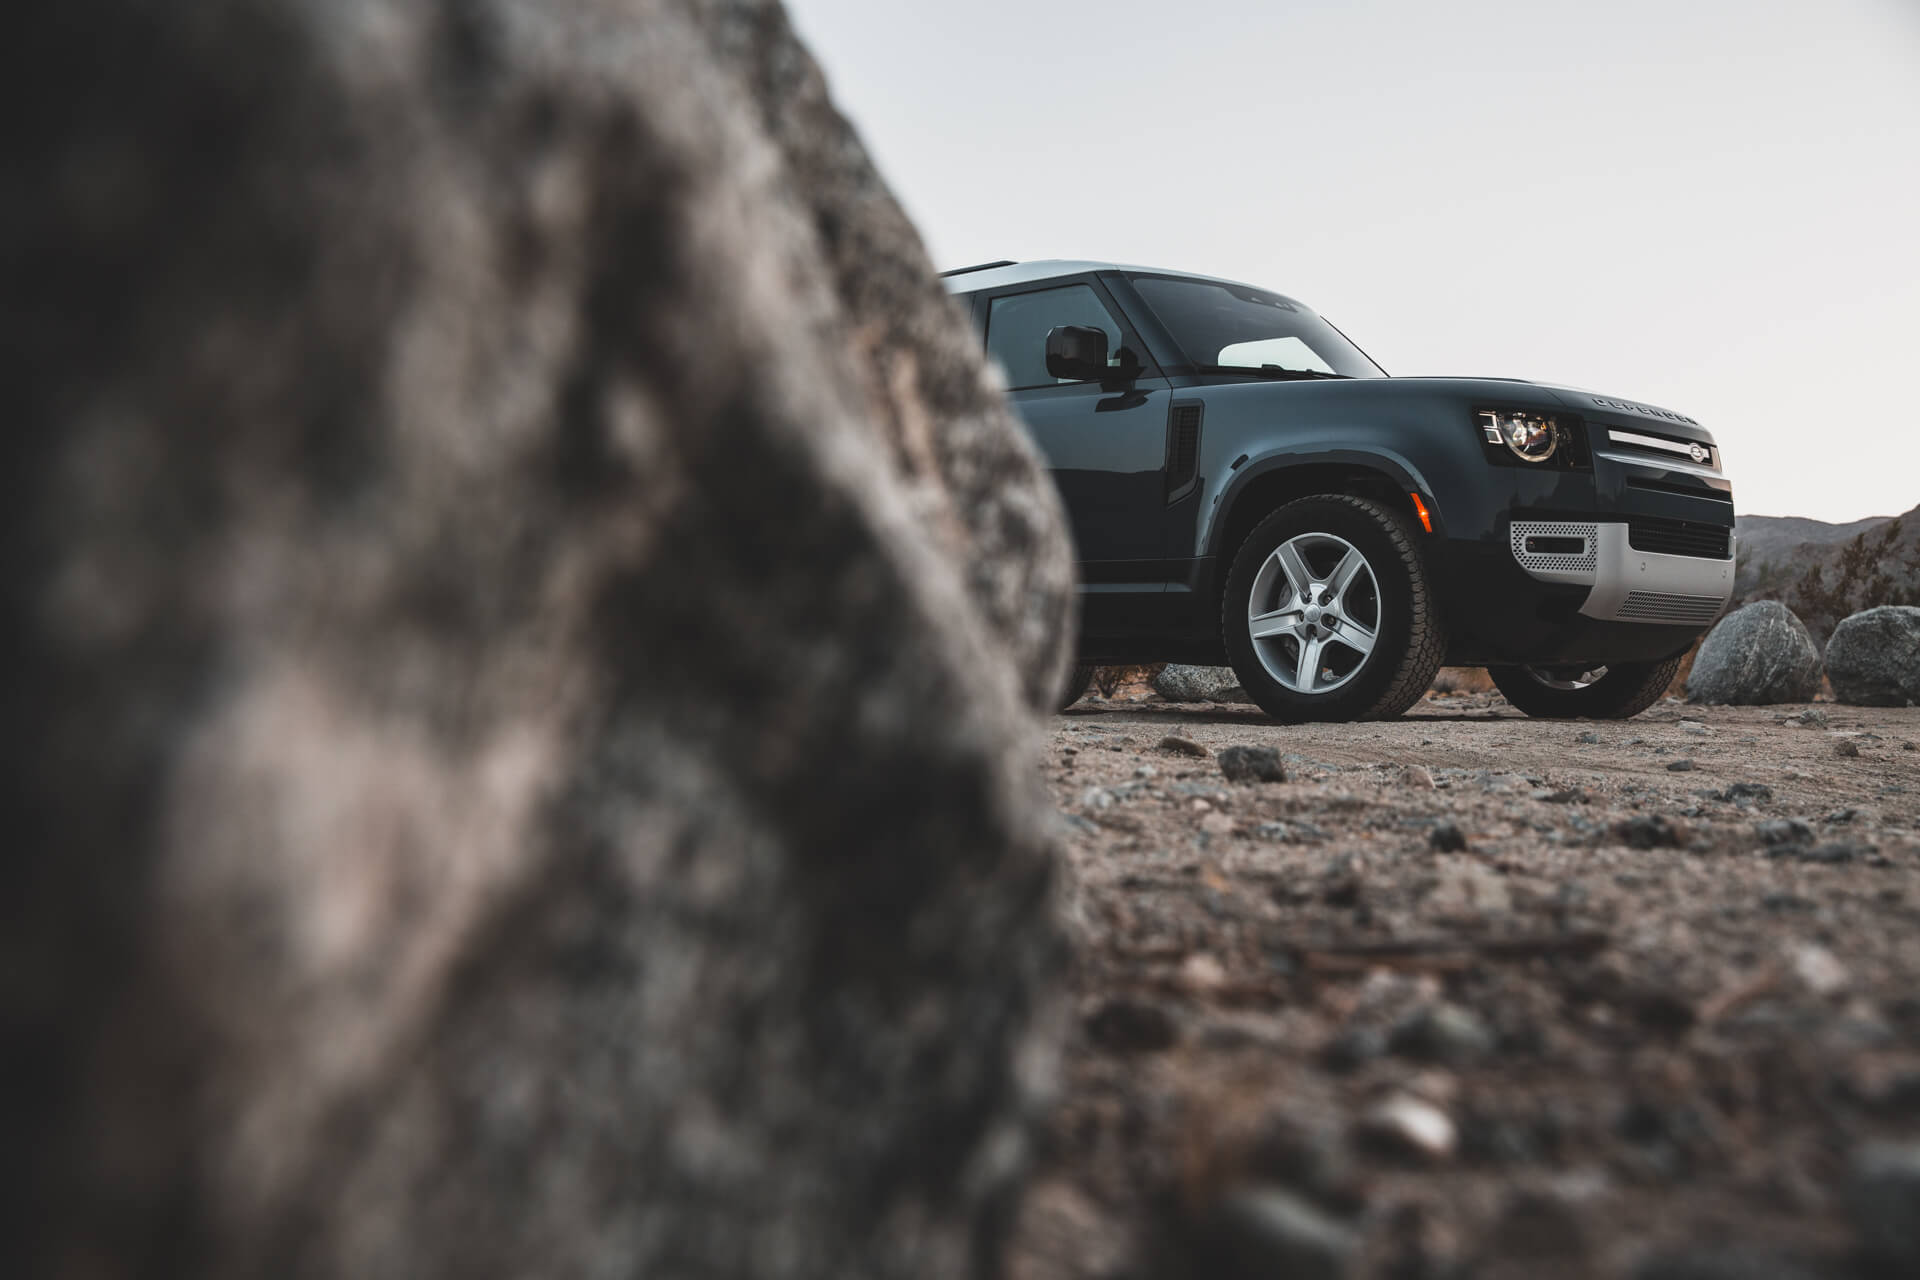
(1480, 410, 1559, 463)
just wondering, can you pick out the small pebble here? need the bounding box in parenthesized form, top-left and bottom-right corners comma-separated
(1791, 943, 1849, 996)
(1389, 1003, 1495, 1064)
(1428, 821, 1468, 853)
(1757, 817, 1815, 848)
(1836, 738, 1861, 758)
(1085, 998, 1177, 1053)
(1320, 1025, 1388, 1073)
(1180, 952, 1228, 993)
(1219, 745, 1287, 784)
(1360, 1094, 1457, 1162)
(1199, 1187, 1358, 1280)
(1158, 735, 1211, 758)
(1667, 759, 1696, 772)
(1797, 841, 1872, 864)
(1614, 815, 1680, 849)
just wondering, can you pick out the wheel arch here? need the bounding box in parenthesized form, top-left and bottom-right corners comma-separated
(1206, 451, 1436, 574)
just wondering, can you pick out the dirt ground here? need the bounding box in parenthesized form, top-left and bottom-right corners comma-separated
(1012, 690, 1920, 1279)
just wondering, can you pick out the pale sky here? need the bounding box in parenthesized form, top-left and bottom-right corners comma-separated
(785, 0, 1920, 522)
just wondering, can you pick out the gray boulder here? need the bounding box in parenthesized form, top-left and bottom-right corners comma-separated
(6, 2, 1072, 1278)
(1826, 606, 1920, 706)
(1154, 664, 1252, 703)
(1685, 601, 1823, 704)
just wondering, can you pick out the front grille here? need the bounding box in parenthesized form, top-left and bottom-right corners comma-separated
(1628, 515, 1731, 560)
(1616, 591, 1726, 625)
(1626, 476, 1734, 505)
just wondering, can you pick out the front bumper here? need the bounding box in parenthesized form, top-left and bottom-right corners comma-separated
(1509, 520, 1735, 625)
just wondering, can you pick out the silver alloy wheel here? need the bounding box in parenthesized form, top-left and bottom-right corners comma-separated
(1523, 665, 1608, 691)
(1247, 531, 1381, 694)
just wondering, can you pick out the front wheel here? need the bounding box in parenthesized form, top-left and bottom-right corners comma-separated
(1222, 495, 1445, 723)
(1486, 657, 1682, 720)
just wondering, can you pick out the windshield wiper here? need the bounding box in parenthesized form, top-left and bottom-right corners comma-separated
(1197, 363, 1350, 381)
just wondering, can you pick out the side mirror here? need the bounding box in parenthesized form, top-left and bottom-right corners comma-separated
(1045, 325, 1109, 381)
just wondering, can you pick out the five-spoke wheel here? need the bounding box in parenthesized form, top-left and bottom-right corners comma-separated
(1222, 495, 1444, 722)
(1246, 532, 1381, 695)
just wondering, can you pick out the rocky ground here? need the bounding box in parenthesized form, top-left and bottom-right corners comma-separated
(1011, 690, 1920, 1279)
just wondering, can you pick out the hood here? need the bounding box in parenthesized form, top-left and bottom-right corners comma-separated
(1374, 377, 1713, 443)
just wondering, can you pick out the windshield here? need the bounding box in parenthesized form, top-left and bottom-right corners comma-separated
(1127, 274, 1385, 379)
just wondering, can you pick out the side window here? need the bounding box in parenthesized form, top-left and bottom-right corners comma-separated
(986, 284, 1127, 390)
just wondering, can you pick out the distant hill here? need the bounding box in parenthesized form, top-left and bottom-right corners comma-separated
(1737, 504, 1920, 642)
(1737, 513, 1893, 579)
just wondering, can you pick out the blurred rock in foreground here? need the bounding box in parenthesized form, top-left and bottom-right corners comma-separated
(2, 1, 1073, 1276)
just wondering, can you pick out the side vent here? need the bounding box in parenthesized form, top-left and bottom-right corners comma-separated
(1166, 401, 1203, 503)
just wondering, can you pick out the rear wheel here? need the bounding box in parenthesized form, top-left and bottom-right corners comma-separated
(1487, 657, 1682, 720)
(1222, 495, 1444, 723)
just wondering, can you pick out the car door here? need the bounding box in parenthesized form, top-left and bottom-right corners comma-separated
(984, 279, 1174, 570)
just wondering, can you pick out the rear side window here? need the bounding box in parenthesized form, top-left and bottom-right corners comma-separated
(986, 284, 1126, 390)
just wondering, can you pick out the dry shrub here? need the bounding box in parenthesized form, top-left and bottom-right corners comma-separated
(1430, 667, 1494, 695)
(1092, 664, 1165, 700)
(1666, 637, 1703, 697)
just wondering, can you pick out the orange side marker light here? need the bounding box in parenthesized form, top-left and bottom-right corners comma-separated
(1409, 492, 1434, 534)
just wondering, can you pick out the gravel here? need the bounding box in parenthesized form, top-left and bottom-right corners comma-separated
(1026, 694, 1920, 1277)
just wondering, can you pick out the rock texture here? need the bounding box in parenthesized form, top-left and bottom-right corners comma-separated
(1825, 606, 1920, 706)
(4, 2, 1073, 1278)
(1685, 601, 1823, 705)
(1153, 664, 1252, 703)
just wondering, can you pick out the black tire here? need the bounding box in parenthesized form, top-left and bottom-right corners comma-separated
(1221, 495, 1445, 723)
(1058, 662, 1097, 711)
(1486, 657, 1683, 720)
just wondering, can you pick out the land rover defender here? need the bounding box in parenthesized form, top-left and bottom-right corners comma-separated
(942, 260, 1737, 721)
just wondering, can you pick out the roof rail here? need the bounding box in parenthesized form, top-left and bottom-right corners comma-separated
(938, 260, 1017, 278)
